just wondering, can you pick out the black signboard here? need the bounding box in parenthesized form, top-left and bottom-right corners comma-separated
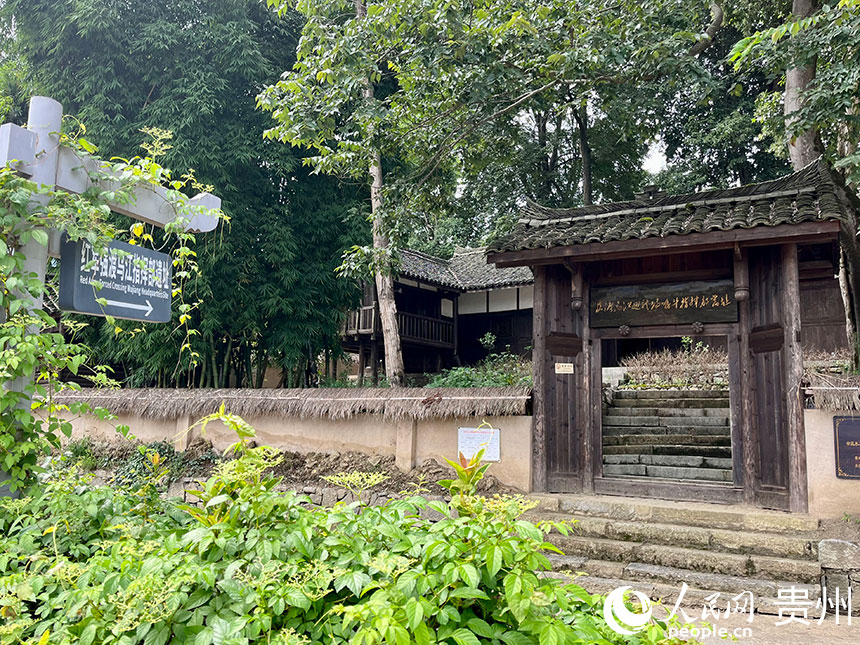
(834, 417, 860, 480)
(59, 237, 172, 323)
(590, 279, 738, 328)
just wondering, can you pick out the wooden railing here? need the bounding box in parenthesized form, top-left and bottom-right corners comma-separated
(343, 307, 454, 348)
(344, 305, 377, 335)
(397, 311, 454, 347)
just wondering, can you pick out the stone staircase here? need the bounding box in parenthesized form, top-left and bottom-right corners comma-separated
(603, 389, 733, 483)
(529, 495, 822, 616)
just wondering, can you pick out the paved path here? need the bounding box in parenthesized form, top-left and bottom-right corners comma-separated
(687, 613, 860, 644)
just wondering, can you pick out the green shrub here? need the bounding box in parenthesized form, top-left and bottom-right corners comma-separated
(427, 352, 532, 388)
(0, 417, 689, 645)
(64, 437, 100, 471)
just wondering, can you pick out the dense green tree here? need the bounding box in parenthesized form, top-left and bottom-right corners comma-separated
(5, 0, 366, 387)
(655, 24, 792, 193)
(260, 0, 725, 383)
(731, 0, 860, 363)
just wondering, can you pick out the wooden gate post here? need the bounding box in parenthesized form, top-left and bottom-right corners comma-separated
(781, 243, 809, 513)
(531, 265, 547, 492)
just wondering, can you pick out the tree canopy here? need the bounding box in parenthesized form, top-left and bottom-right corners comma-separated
(5, 0, 368, 387)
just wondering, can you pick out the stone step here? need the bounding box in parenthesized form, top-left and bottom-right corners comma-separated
(611, 397, 731, 409)
(542, 569, 813, 616)
(613, 389, 730, 400)
(546, 535, 819, 583)
(602, 445, 733, 457)
(602, 425, 731, 437)
(603, 434, 731, 447)
(568, 516, 816, 559)
(603, 464, 733, 482)
(603, 415, 730, 427)
(604, 454, 733, 469)
(606, 407, 731, 418)
(535, 494, 819, 533)
(546, 556, 820, 602)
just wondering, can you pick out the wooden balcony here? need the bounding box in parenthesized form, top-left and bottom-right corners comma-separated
(342, 307, 454, 349)
(344, 305, 377, 335)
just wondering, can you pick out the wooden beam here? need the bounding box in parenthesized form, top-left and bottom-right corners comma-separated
(581, 280, 596, 493)
(531, 266, 548, 492)
(781, 243, 809, 513)
(734, 248, 756, 505)
(357, 341, 366, 387)
(733, 248, 750, 301)
(591, 323, 735, 339)
(727, 330, 745, 490)
(593, 268, 732, 287)
(593, 477, 744, 505)
(488, 221, 841, 267)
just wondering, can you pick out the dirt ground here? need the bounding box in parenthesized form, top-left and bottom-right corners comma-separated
(78, 437, 514, 496)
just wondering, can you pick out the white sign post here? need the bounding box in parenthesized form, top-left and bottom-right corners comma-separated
(0, 96, 221, 496)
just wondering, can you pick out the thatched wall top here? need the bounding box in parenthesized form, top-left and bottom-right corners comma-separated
(54, 387, 533, 422)
(805, 372, 860, 411)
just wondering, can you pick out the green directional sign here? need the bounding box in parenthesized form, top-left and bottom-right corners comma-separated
(58, 237, 172, 323)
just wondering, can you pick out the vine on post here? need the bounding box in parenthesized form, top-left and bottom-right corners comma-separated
(0, 126, 223, 493)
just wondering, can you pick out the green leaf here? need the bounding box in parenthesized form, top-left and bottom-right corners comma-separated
(334, 570, 371, 597)
(413, 623, 433, 645)
(485, 545, 503, 577)
(458, 563, 480, 588)
(450, 587, 490, 600)
(79, 623, 97, 645)
(451, 628, 481, 645)
(205, 494, 230, 508)
(501, 631, 534, 645)
(405, 597, 424, 631)
(31, 229, 48, 247)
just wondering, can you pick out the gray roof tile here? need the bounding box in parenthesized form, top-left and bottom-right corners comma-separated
(488, 160, 848, 253)
(399, 247, 532, 291)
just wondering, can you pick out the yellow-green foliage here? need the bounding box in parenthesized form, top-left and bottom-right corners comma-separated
(0, 415, 692, 645)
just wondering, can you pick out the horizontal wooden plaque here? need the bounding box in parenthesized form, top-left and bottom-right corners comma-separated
(750, 323, 784, 354)
(590, 280, 737, 328)
(546, 332, 583, 356)
(834, 417, 860, 480)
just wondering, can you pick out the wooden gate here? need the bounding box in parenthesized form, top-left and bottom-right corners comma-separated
(531, 245, 808, 511)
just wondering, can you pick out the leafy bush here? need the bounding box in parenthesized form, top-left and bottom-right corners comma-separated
(427, 344, 532, 388)
(0, 416, 688, 644)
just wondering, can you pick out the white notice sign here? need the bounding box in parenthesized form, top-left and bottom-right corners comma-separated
(458, 427, 501, 462)
(555, 362, 574, 374)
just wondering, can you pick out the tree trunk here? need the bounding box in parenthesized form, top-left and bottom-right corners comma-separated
(356, 0, 406, 387)
(784, 0, 822, 169)
(219, 337, 233, 388)
(573, 103, 593, 205)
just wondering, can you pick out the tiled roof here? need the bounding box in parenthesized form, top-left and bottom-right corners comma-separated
(488, 160, 849, 253)
(399, 248, 532, 291)
(448, 247, 532, 290)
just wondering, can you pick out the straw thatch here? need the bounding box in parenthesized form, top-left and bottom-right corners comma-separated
(54, 387, 533, 422)
(805, 371, 860, 412)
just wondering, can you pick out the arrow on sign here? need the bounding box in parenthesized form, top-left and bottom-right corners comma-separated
(104, 298, 154, 317)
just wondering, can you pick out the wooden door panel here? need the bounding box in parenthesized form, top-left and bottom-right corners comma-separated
(543, 265, 583, 492)
(746, 246, 791, 510)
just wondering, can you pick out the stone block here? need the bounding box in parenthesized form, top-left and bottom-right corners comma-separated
(321, 487, 338, 506)
(818, 539, 860, 569)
